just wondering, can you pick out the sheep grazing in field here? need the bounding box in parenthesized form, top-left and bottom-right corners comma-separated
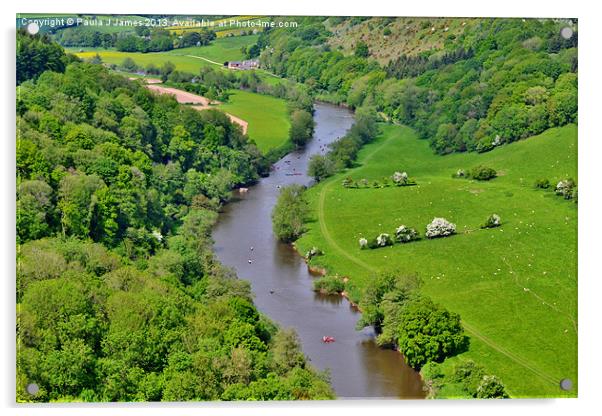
(359, 238, 368, 249)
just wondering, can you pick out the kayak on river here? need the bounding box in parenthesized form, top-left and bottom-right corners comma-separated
(322, 336, 335, 343)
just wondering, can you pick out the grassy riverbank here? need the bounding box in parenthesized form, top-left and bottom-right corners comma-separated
(297, 123, 577, 398)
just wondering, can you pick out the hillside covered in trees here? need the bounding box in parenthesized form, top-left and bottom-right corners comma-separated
(255, 17, 577, 154)
(16, 30, 333, 402)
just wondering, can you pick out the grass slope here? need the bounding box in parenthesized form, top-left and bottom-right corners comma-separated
(297, 124, 577, 398)
(219, 90, 290, 153)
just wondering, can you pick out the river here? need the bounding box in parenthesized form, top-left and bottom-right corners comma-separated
(212, 102, 425, 399)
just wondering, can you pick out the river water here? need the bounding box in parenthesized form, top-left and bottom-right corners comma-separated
(212, 102, 424, 399)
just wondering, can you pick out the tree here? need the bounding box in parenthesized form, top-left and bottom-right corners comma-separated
(289, 110, 314, 147)
(307, 154, 335, 182)
(476, 375, 509, 398)
(271, 185, 308, 242)
(120, 57, 139, 73)
(395, 296, 467, 369)
(17, 180, 54, 243)
(115, 35, 142, 52)
(17, 30, 66, 84)
(355, 41, 370, 58)
(58, 173, 105, 238)
(469, 165, 497, 181)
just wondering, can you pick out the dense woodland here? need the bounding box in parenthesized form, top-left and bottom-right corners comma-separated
(16, 16, 578, 401)
(257, 18, 577, 154)
(55, 25, 218, 53)
(16, 31, 333, 402)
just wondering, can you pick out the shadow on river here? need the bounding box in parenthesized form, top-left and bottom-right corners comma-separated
(212, 102, 425, 399)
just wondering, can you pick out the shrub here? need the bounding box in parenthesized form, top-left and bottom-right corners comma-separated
(555, 178, 576, 199)
(342, 177, 354, 188)
(425, 218, 456, 238)
(395, 225, 420, 243)
(469, 165, 497, 181)
(534, 178, 550, 189)
(305, 246, 323, 259)
(375, 233, 393, 247)
(481, 214, 501, 229)
(392, 171, 408, 185)
(452, 168, 466, 178)
(313, 275, 345, 294)
(450, 360, 485, 393)
(476, 375, 509, 399)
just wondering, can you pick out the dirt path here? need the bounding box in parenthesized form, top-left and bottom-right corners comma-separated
(184, 55, 223, 67)
(143, 84, 248, 134)
(146, 84, 214, 106)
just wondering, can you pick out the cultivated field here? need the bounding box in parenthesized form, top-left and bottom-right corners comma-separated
(297, 124, 578, 398)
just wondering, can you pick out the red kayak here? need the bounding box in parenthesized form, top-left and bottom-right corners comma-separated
(322, 336, 335, 343)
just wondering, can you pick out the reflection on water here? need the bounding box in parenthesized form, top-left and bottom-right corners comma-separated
(212, 102, 425, 399)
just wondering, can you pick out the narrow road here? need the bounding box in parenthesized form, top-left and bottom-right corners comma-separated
(184, 54, 223, 66)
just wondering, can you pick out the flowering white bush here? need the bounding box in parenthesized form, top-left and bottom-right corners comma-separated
(425, 218, 456, 239)
(395, 225, 420, 243)
(359, 238, 368, 249)
(376, 233, 393, 247)
(555, 179, 576, 199)
(392, 171, 408, 185)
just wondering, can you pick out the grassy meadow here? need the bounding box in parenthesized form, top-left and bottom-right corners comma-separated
(297, 124, 578, 398)
(70, 35, 257, 70)
(219, 90, 291, 153)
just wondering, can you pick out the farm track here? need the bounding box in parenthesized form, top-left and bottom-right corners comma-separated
(183, 54, 223, 67)
(315, 130, 561, 389)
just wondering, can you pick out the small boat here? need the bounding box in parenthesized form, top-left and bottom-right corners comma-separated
(322, 336, 335, 343)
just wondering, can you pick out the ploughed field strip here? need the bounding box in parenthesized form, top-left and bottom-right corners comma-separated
(144, 83, 248, 135)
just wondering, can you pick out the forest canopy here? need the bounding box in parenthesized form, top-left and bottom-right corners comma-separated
(256, 18, 577, 154)
(16, 31, 332, 402)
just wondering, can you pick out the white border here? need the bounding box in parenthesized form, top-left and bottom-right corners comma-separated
(2, 1, 601, 415)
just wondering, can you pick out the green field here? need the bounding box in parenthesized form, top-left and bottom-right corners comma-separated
(297, 124, 578, 398)
(71, 35, 258, 71)
(219, 90, 291, 153)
